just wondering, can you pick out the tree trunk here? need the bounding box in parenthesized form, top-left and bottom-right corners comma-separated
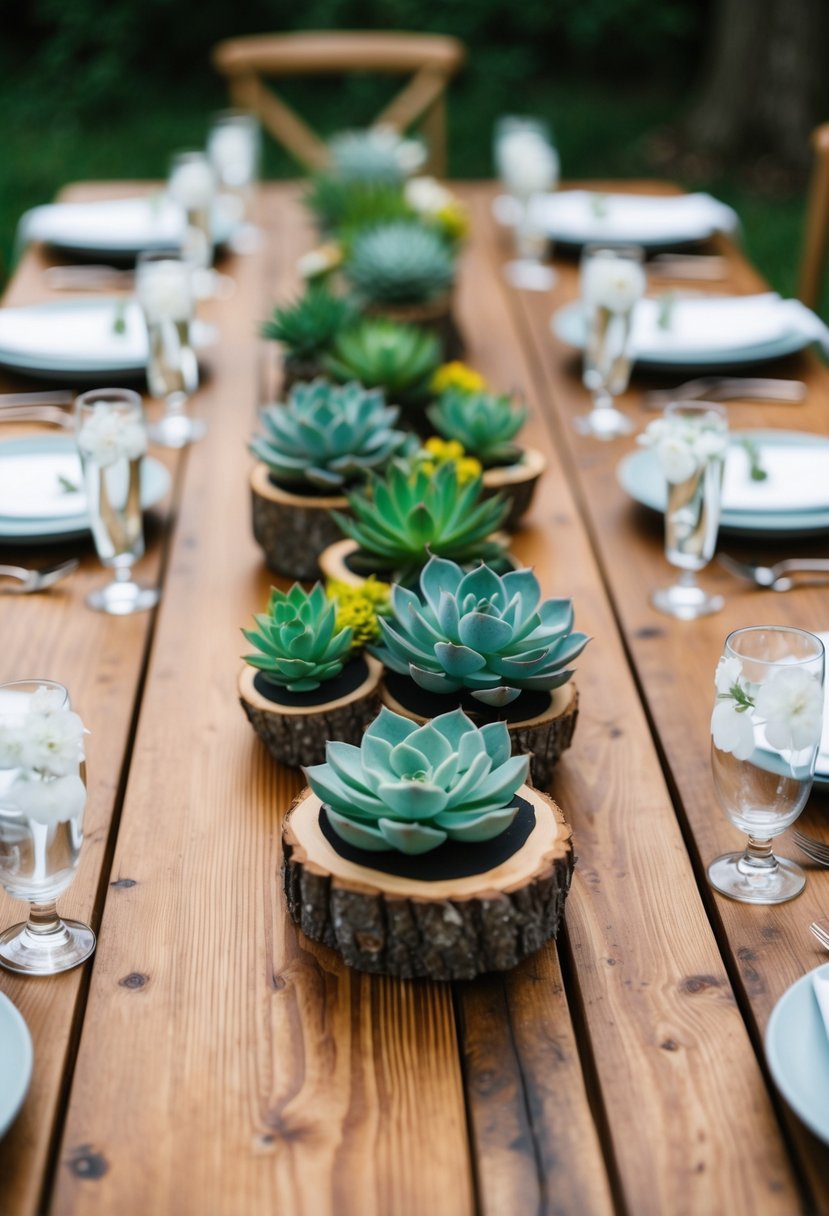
(685, 0, 828, 172)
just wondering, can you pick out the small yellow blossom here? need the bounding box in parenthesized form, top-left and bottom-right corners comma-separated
(435, 202, 469, 242)
(414, 437, 482, 486)
(430, 361, 487, 395)
(327, 577, 391, 648)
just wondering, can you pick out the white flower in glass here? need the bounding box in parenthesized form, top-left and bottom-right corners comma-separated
(499, 130, 559, 197)
(0, 690, 87, 826)
(169, 158, 215, 209)
(639, 411, 728, 485)
(711, 656, 756, 760)
(582, 254, 647, 312)
(754, 667, 823, 752)
(136, 260, 192, 323)
(77, 409, 147, 469)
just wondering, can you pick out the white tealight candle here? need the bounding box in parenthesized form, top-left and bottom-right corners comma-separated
(581, 254, 646, 313)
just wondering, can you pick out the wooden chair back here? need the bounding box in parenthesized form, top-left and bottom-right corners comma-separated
(798, 121, 829, 310)
(212, 31, 465, 177)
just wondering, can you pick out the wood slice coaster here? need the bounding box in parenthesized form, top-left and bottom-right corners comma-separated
(317, 535, 517, 590)
(238, 655, 383, 767)
(282, 783, 574, 980)
(250, 462, 347, 581)
(482, 445, 547, 531)
(382, 678, 579, 790)
(365, 290, 464, 359)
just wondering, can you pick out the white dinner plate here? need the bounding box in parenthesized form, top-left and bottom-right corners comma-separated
(617, 431, 829, 538)
(0, 991, 33, 1139)
(551, 298, 812, 371)
(21, 195, 238, 261)
(493, 190, 737, 249)
(0, 434, 171, 543)
(766, 963, 829, 1145)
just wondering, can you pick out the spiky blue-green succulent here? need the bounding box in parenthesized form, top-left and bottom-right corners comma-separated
(260, 286, 354, 361)
(249, 379, 406, 491)
(328, 129, 408, 183)
(305, 706, 529, 854)
(374, 556, 590, 707)
(427, 389, 528, 467)
(324, 317, 441, 405)
(344, 220, 456, 305)
(242, 583, 353, 691)
(333, 460, 509, 582)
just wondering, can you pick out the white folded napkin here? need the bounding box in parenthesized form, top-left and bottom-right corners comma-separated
(533, 190, 739, 244)
(17, 196, 184, 253)
(0, 450, 86, 520)
(632, 293, 829, 358)
(0, 299, 147, 367)
(722, 442, 829, 513)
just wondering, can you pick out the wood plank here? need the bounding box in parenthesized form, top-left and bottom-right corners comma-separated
(453, 184, 812, 1214)
(498, 181, 829, 1206)
(49, 187, 475, 1216)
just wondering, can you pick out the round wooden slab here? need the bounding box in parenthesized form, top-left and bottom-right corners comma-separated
(282, 783, 574, 980)
(250, 462, 348, 581)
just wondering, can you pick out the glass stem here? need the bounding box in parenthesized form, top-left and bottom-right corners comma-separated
(740, 835, 778, 874)
(26, 900, 64, 939)
(593, 388, 613, 412)
(166, 391, 187, 418)
(676, 569, 698, 590)
(113, 564, 133, 584)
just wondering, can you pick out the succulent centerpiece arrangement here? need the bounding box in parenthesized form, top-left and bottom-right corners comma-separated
(261, 285, 354, 393)
(324, 316, 442, 415)
(373, 556, 590, 786)
(283, 704, 575, 979)
(318, 459, 510, 589)
(249, 378, 407, 579)
(427, 388, 548, 529)
(238, 581, 384, 766)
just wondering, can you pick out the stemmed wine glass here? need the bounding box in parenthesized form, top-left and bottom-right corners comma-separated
(709, 626, 825, 904)
(574, 244, 645, 439)
(0, 680, 95, 974)
(647, 401, 728, 619)
(135, 250, 204, 448)
(493, 116, 559, 291)
(75, 387, 159, 615)
(207, 110, 261, 253)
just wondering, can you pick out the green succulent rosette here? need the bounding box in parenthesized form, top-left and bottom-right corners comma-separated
(305, 706, 530, 855)
(242, 582, 353, 692)
(324, 317, 441, 405)
(260, 286, 354, 361)
(344, 219, 456, 306)
(427, 389, 528, 467)
(374, 556, 590, 707)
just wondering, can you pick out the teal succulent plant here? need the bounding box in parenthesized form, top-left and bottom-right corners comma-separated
(328, 129, 407, 183)
(375, 556, 590, 707)
(305, 706, 529, 854)
(334, 461, 509, 582)
(261, 286, 353, 361)
(242, 583, 353, 692)
(249, 379, 406, 491)
(344, 220, 456, 305)
(324, 317, 441, 405)
(427, 389, 528, 467)
(304, 176, 411, 236)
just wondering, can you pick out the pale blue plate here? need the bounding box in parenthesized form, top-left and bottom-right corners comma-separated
(0, 991, 33, 1138)
(766, 963, 829, 1144)
(617, 431, 829, 538)
(0, 434, 171, 543)
(551, 299, 811, 371)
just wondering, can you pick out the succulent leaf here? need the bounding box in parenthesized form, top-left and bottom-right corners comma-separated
(373, 555, 590, 702)
(427, 389, 528, 466)
(306, 706, 527, 855)
(242, 582, 354, 692)
(250, 378, 406, 490)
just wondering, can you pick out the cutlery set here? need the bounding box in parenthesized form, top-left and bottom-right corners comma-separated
(0, 559, 79, 594)
(642, 376, 807, 411)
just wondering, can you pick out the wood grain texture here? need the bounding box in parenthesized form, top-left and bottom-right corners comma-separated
(48, 188, 474, 1216)
(452, 184, 810, 1214)
(494, 180, 829, 1208)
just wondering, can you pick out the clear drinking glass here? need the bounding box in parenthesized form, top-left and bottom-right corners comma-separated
(207, 110, 261, 252)
(574, 244, 646, 439)
(493, 116, 559, 291)
(0, 680, 95, 975)
(650, 402, 728, 619)
(135, 251, 204, 448)
(708, 626, 825, 903)
(75, 387, 159, 615)
(167, 149, 216, 274)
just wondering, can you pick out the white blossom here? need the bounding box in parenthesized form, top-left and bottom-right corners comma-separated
(0, 689, 86, 779)
(639, 411, 728, 485)
(715, 655, 744, 696)
(498, 130, 559, 197)
(405, 175, 454, 216)
(77, 408, 147, 468)
(754, 666, 823, 753)
(8, 773, 87, 826)
(581, 255, 646, 313)
(711, 699, 755, 760)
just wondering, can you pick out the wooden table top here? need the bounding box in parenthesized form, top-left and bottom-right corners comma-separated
(1, 180, 828, 1216)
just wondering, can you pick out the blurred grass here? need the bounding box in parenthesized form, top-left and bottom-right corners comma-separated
(0, 75, 817, 315)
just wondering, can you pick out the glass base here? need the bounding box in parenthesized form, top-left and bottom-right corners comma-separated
(651, 582, 724, 621)
(150, 413, 207, 449)
(503, 260, 557, 291)
(86, 579, 159, 615)
(707, 851, 805, 904)
(573, 406, 633, 439)
(0, 917, 96, 975)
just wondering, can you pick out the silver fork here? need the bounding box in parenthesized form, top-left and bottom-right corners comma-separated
(793, 830, 829, 867)
(642, 377, 807, 412)
(809, 920, 829, 950)
(0, 407, 74, 429)
(0, 559, 79, 594)
(718, 554, 829, 592)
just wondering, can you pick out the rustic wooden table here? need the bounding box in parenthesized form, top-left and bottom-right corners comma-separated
(1, 181, 828, 1216)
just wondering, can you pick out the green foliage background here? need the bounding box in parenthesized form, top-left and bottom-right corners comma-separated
(0, 0, 815, 313)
